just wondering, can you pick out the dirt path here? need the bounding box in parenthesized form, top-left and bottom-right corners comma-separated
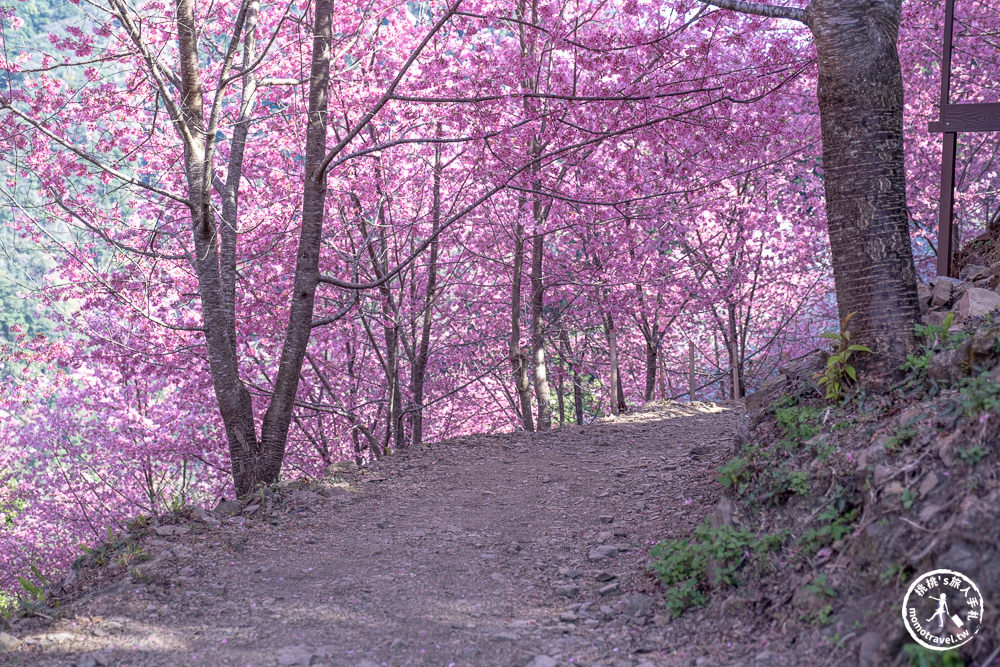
(3, 401, 783, 667)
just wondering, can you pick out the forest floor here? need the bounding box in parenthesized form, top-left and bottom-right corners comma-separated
(2, 401, 830, 667)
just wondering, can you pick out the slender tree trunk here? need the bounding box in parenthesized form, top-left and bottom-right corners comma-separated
(727, 303, 742, 399)
(573, 375, 584, 424)
(559, 328, 584, 425)
(807, 0, 918, 371)
(616, 369, 627, 412)
(384, 325, 403, 452)
(510, 223, 534, 431)
(410, 134, 441, 447)
(605, 313, 623, 415)
(557, 369, 565, 427)
(256, 0, 335, 489)
(643, 326, 659, 402)
(530, 233, 552, 429)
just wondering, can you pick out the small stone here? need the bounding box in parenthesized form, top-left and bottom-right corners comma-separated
(919, 472, 939, 497)
(491, 572, 505, 583)
(916, 283, 932, 313)
(276, 478, 309, 491)
(214, 498, 241, 517)
(597, 530, 614, 541)
(930, 276, 961, 308)
(277, 646, 315, 666)
(289, 489, 321, 506)
(192, 507, 220, 525)
(959, 264, 988, 281)
(243, 503, 261, 516)
(0, 632, 20, 650)
(153, 524, 190, 537)
(956, 287, 1000, 319)
(599, 604, 615, 619)
(918, 503, 944, 524)
(927, 347, 965, 384)
(558, 612, 578, 622)
(555, 584, 579, 597)
(857, 632, 883, 667)
(884, 481, 905, 496)
(324, 461, 356, 475)
(710, 497, 734, 528)
(598, 515, 614, 524)
(595, 571, 616, 582)
(598, 582, 620, 596)
(873, 465, 894, 486)
(623, 592, 654, 618)
(588, 545, 619, 561)
(318, 485, 350, 499)
(526, 656, 558, 667)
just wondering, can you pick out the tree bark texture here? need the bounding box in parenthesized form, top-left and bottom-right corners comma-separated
(510, 223, 535, 431)
(410, 135, 442, 447)
(806, 0, 919, 371)
(256, 0, 334, 490)
(605, 313, 623, 415)
(530, 233, 552, 430)
(176, 0, 263, 496)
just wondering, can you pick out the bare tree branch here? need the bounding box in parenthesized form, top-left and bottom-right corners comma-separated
(699, 0, 807, 24)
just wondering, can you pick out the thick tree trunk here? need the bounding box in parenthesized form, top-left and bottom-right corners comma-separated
(176, 0, 264, 496)
(530, 233, 552, 430)
(806, 0, 919, 372)
(644, 341, 657, 403)
(510, 223, 535, 431)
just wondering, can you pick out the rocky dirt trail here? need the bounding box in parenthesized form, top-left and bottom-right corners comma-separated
(2, 401, 805, 667)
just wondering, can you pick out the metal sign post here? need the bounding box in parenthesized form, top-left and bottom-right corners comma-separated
(929, 0, 1000, 277)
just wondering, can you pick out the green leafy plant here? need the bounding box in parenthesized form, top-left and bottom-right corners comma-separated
(957, 445, 988, 466)
(717, 456, 752, 493)
(816, 312, 872, 401)
(914, 311, 956, 346)
(901, 644, 965, 667)
(114, 544, 151, 568)
(773, 401, 822, 446)
(902, 312, 969, 389)
(901, 488, 916, 510)
(813, 439, 837, 464)
(649, 520, 781, 618)
(879, 563, 911, 587)
(799, 488, 859, 555)
(814, 603, 833, 626)
(957, 373, 1000, 416)
(805, 573, 836, 598)
(886, 424, 919, 452)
